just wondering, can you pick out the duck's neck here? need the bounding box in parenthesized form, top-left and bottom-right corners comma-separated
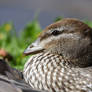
(40, 51, 83, 68)
(46, 49, 92, 68)
(59, 52, 92, 68)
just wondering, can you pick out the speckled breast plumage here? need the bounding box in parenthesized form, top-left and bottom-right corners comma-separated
(23, 52, 92, 92)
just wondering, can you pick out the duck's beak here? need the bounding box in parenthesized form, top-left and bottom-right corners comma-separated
(24, 38, 44, 55)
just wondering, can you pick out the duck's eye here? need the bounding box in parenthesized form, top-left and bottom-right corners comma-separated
(51, 30, 60, 36)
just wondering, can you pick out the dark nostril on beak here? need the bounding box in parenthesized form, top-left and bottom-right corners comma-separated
(30, 45, 34, 48)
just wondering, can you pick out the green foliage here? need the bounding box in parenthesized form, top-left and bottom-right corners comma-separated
(0, 20, 41, 70)
(84, 20, 92, 28)
(54, 16, 62, 22)
(0, 18, 92, 70)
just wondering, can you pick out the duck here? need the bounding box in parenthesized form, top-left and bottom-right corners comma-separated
(23, 18, 92, 92)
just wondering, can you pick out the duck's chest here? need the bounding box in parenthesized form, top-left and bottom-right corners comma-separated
(23, 53, 91, 92)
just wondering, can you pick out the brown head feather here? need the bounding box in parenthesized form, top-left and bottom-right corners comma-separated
(39, 18, 92, 41)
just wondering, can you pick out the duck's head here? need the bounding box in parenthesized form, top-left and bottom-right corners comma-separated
(24, 18, 92, 67)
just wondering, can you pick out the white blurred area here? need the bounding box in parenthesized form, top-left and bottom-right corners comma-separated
(0, 0, 92, 31)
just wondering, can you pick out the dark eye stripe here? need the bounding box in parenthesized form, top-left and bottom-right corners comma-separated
(51, 30, 61, 36)
(40, 29, 65, 41)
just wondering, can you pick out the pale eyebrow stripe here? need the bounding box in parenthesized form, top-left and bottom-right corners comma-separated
(47, 27, 65, 34)
(47, 25, 75, 34)
(41, 26, 75, 41)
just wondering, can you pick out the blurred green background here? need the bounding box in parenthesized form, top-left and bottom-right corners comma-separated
(0, 18, 92, 70)
(0, 18, 41, 70)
